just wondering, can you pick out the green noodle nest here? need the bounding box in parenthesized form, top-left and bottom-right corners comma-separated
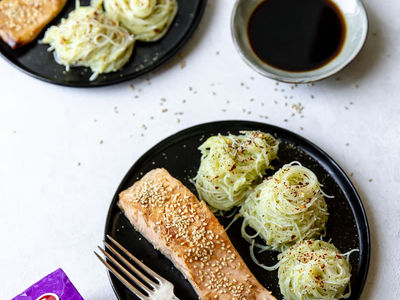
(240, 162, 329, 251)
(194, 131, 279, 211)
(41, 1, 135, 81)
(278, 240, 352, 300)
(103, 0, 178, 42)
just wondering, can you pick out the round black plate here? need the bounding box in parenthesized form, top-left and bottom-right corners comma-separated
(105, 120, 370, 300)
(0, 0, 206, 87)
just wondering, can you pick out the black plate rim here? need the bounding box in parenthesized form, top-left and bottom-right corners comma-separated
(104, 120, 371, 300)
(0, 0, 207, 88)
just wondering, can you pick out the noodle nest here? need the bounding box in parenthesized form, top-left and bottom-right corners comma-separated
(194, 131, 279, 211)
(103, 0, 178, 41)
(240, 162, 329, 252)
(278, 240, 352, 300)
(41, 1, 135, 80)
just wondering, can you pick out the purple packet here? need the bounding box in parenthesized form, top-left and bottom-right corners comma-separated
(12, 268, 84, 300)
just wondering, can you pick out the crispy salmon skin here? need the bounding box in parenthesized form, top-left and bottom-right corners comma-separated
(119, 168, 276, 300)
(0, 0, 67, 48)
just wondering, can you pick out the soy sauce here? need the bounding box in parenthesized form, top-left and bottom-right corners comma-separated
(248, 0, 346, 72)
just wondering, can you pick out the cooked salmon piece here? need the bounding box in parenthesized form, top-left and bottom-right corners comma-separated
(0, 0, 67, 48)
(119, 168, 276, 300)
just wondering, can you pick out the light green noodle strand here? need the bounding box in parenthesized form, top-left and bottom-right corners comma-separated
(240, 162, 329, 252)
(103, 0, 178, 42)
(41, 0, 135, 80)
(194, 131, 279, 211)
(278, 240, 354, 300)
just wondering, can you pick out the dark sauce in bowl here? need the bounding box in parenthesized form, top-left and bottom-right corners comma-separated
(247, 0, 346, 72)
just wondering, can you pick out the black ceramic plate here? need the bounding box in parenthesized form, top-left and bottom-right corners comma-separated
(104, 120, 370, 300)
(0, 0, 206, 87)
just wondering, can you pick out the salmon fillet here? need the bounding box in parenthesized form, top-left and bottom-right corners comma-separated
(0, 0, 67, 48)
(119, 168, 276, 300)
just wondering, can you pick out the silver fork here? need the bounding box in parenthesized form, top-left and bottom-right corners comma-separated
(95, 235, 180, 300)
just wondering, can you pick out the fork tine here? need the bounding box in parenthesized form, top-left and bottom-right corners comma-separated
(94, 251, 148, 300)
(97, 246, 154, 295)
(103, 241, 158, 289)
(107, 235, 164, 283)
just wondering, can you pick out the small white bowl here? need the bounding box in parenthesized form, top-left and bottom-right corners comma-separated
(231, 0, 369, 83)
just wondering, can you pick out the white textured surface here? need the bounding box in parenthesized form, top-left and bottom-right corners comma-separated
(0, 0, 399, 299)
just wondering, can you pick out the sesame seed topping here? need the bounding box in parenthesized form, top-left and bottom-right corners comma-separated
(124, 173, 264, 299)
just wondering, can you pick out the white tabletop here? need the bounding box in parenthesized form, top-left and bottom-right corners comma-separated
(1, 0, 399, 299)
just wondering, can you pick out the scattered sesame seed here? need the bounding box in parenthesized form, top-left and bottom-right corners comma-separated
(292, 103, 304, 114)
(180, 60, 186, 69)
